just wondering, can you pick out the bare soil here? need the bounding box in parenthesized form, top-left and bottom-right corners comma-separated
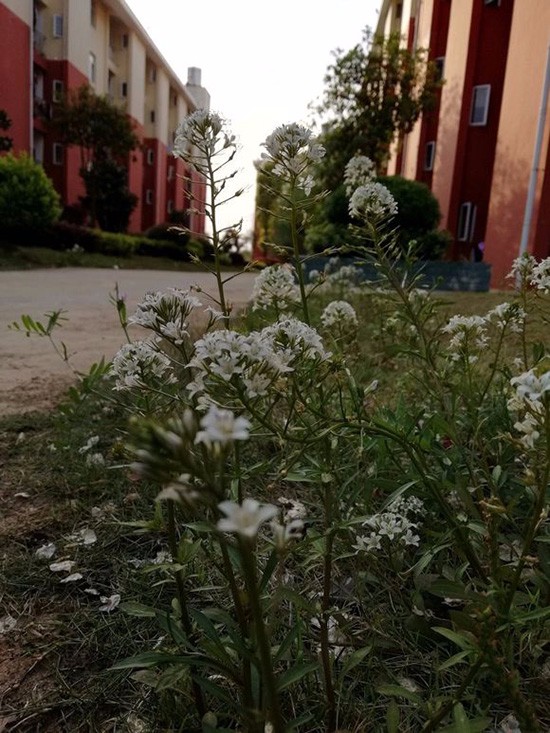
(0, 268, 256, 416)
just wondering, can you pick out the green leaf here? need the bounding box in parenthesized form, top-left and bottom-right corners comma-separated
(386, 699, 400, 733)
(111, 651, 188, 670)
(119, 601, 157, 618)
(376, 683, 422, 704)
(259, 549, 278, 593)
(339, 644, 372, 677)
(437, 650, 470, 671)
(433, 627, 476, 651)
(277, 661, 319, 691)
(428, 580, 483, 602)
(452, 703, 471, 733)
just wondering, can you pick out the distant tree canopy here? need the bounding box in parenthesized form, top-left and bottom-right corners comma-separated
(315, 29, 440, 191)
(51, 85, 139, 231)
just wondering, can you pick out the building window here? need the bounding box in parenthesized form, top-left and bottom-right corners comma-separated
(424, 141, 436, 171)
(167, 165, 174, 181)
(147, 149, 154, 165)
(90, 0, 97, 27)
(122, 33, 129, 48)
(52, 79, 64, 102)
(434, 56, 445, 82)
(470, 84, 491, 126)
(148, 66, 156, 83)
(53, 142, 64, 165)
(121, 81, 128, 97)
(150, 110, 155, 123)
(33, 132, 44, 164)
(457, 202, 477, 242)
(52, 14, 63, 38)
(89, 52, 97, 84)
(145, 189, 153, 205)
(167, 200, 174, 214)
(484, 0, 501, 6)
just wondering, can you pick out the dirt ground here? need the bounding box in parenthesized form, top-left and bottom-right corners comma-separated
(0, 268, 257, 416)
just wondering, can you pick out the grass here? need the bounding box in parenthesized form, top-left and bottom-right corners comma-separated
(0, 244, 245, 272)
(1, 285, 544, 731)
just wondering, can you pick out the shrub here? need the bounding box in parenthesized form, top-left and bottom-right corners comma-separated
(0, 154, 61, 231)
(377, 175, 442, 251)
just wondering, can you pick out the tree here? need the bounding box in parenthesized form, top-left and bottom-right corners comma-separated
(315, 29, 440, 191)
(0, 110, 13, 153)
(51, 85, 139, 230)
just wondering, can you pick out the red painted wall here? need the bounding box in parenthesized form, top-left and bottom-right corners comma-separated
(128, 120, 144, 233)
(0, 4, 31, 154)
(448, 0, 514, 259)
(416, 0, 452, 188)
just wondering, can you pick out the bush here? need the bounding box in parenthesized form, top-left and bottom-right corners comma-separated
(0, 153, 61, 231)
(377, 175, 441, 249)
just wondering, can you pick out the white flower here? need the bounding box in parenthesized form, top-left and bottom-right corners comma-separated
(320, 300, 358, 329)
(99, 594, 121, 613)
(507, 253, 537, 289)
(251, 264, 300, 312)
(110, 340, 175, 391)
(531, 257, 550, 293)
(261, 123, 325, 187)
(271, 519, 306, 549)
(349, 183, 397, 221)
(511, 370, 550, 403)
(195, 405, 251, 447)
(217, 498, 278, 538)
(173, 110, 235, 172)
(344, 155, 376, 196)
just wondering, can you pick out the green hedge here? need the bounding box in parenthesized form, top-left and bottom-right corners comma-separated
(0, 222, 206, 261)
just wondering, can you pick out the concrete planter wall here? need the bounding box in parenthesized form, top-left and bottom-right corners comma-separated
(303, 257, 492, 292)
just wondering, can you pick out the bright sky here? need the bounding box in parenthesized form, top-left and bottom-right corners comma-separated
(125, 0, 381, 239)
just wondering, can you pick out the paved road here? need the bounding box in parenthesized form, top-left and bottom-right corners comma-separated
(0, 268, 257, 415)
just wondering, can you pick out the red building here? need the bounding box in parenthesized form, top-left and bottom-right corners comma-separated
(0, 0, 209, 236)
(378, 0, 550, 288)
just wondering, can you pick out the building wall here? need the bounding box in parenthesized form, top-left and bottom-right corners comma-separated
(484, 0, 550, 287)
(0, 0, 208, 237)
(0, 3, 31, 153)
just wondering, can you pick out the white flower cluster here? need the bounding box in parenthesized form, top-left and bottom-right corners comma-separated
(320, 300, 358, 329)
(261, 123, 325, 194)
(353, 496, 423, 554)
(217, 498, 278, 539)
(188, 318, 331, 406)
(349, 182, 398, 222)
(251, 264, 300, 312)
(443, 304, 525, 363)
(129, 288, 202, 345)
(508, 253, 550, 292)
(323, 258, 364, 288)
(508, 369, 550, 448)
(442, 315, 488, 363)
(344, 155, 376, 196)
(173, 110, 235, 171)
(110, 340, 175, 391)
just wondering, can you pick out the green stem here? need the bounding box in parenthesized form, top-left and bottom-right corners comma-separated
(290, 184, 310, 325)
(320, 528, 337, 733)
(206, 155, 229, 325)
(166, 501, 206, 719)
(240, 539, 285, 732)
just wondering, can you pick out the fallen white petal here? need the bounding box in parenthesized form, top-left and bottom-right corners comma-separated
(99, 594, 121, 612)
(60, 573, 83, 583)
(84, 588, 100, 596)
(80, 528, 97, 545)
(49, 560, 76, 573)
(35, 543, 57, 560)
(14, 492, 30, 499)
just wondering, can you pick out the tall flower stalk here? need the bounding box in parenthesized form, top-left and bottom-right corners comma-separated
(173, 110, 242, 325)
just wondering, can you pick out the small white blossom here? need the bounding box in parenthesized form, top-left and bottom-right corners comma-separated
(217, 498, 278, 538)
(173, 110, 235, 172)
(111, 340, 175, 391)
(261, 123, 325, 189)
(507, 253, 537, 289)
(344, 155, 376, 196)
(251, 264, 300, 312)
(99, 594, 121, 613)
(195, 405, 251, 447)
(320, 300, 358, 329)
(531, 257, 550, 293)
(349, 183, 397, 221)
